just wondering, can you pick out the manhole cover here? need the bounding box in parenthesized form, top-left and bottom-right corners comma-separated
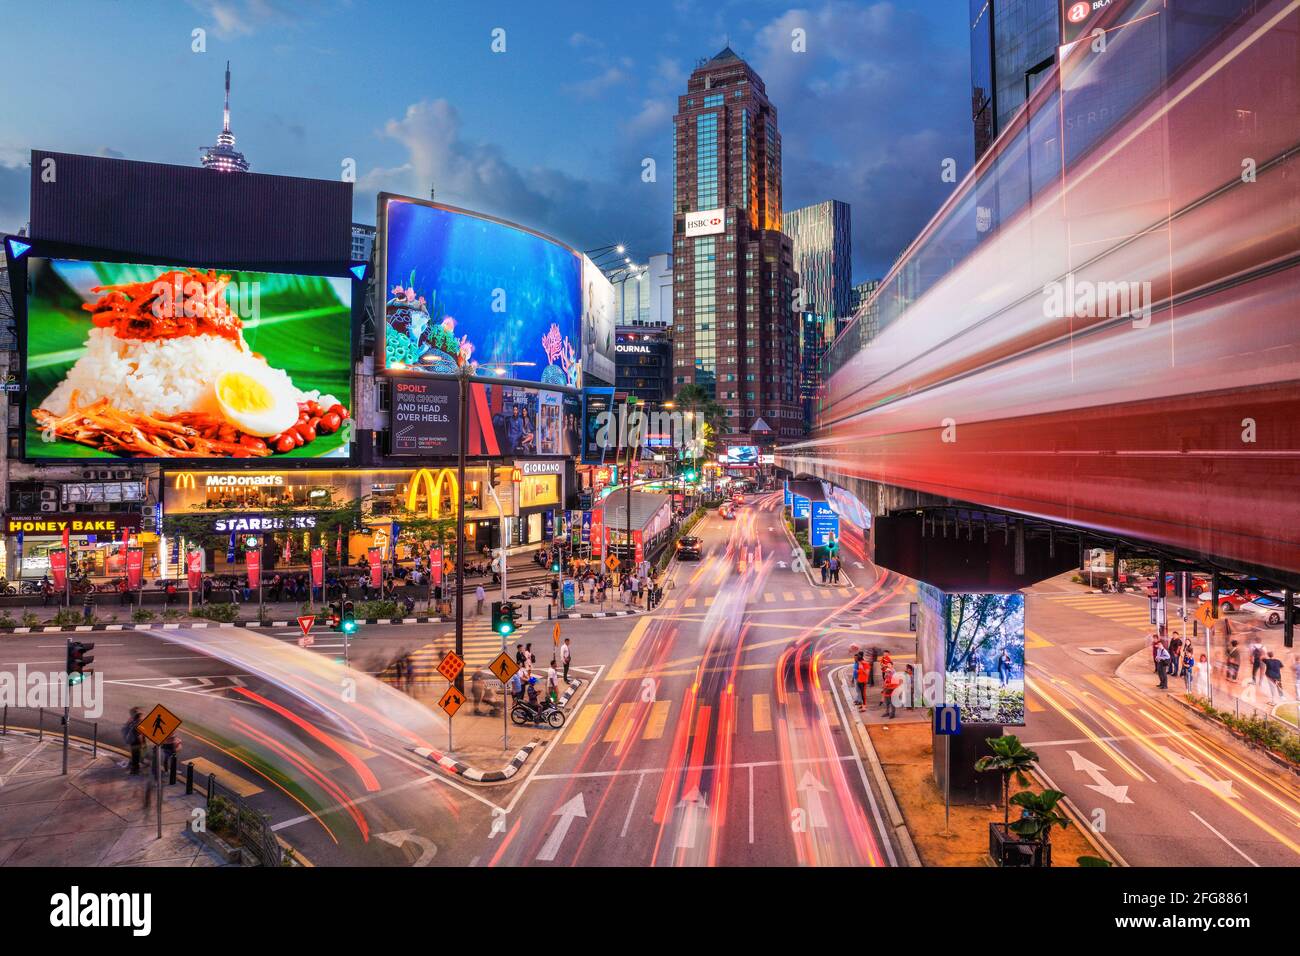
(1081, 646, 1119, 655)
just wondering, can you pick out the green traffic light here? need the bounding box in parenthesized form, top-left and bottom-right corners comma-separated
(498, 622, 514, 636)
(342, 620, 357, 634)
(68, 673, 84, 686)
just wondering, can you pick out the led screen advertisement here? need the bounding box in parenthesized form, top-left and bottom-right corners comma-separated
(581, 255, 616, 386)
(379, 195, 583, 387)
(916, 583, 1026, 726)
(390, 378, 579, 459)
(726, 445, 759, 463)
(21, 257, 353, 461)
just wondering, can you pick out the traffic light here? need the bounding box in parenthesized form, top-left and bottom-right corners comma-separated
(492, 601, 520, 637)
(683, 469, 698, 482)
(827, 533, 839, 554)
(327, 601, 341, 629)
(66, 639, 95, 686)
(341, 600, 357, 635)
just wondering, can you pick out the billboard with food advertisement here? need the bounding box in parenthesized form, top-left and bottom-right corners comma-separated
(20, 256, 353, 461)
(378, 194, 583, 387)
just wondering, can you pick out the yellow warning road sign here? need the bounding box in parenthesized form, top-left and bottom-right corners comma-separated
(137, 704, 182, 747)
(437, 650, 465, 683)
(606, 555, 620, 572)
(438, 686, 466, 718)
(553, 622, 561, 645)
(489, 652, 519, 685)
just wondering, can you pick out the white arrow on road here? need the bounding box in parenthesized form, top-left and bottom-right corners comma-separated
(1159, 747, 1237, 799)
(797, 771, 830, 828)
(777, 561, 788, 569)
(536, 794, 587, 862)
(675, 788, 709, 849)
(853, 561, 865, 569)
(376, 829, 438, 866)
(1067, 750, 1133, 804)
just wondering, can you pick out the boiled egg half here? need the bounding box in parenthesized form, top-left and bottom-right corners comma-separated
(213, 365, 300, 437)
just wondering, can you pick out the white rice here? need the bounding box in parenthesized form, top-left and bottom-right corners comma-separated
(40, 328, 301, 418)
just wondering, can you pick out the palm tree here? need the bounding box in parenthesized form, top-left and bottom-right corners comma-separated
(671, 383, 726, 460)
(974, 734, 1039, 827)
(1008, 789, 1072, 864)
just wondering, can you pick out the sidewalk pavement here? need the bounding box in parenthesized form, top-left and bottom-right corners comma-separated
(0, 730, 225, 867)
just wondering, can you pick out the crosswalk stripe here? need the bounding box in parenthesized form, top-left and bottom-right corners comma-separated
(763, 592, 775, 603)
(1025, 630, 1052, 648)
(1025, 696, 1045, 712)
(684, 598, 697, 609)
(786, 698, 807, 730)
(643, 699, 672, 740)
(823, 693, 840, 727)
(564, 704, 601, 745)
(1083, 673, 1137, 705)
(704, 597, 715, 607)
(664, 599, 678, 609)
(752, 693, 771, 733)
(800, 590, 813, 600)
(782, 591, 795, 602)
(603, 702, 637, 744)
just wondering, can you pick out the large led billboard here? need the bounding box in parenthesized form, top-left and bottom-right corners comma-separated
(726, 445, 759, 464)
(916, 584, 1026, 726)
(581, 255, 616, 386)
(22, 257, 353, 461)
(379, 195, 582, 386)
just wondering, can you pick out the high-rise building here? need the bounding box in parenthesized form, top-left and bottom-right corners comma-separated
(850, 279, 880, 314)
(615, 327, 673, 406)
(611, 253, 673, 329)
(671, 47, 801, 441)
(783, 200, 851, 332)
(199, 61, 250, 173)
(351, 223, 376, 262)
(798, 311, 826, 432)
(970, 0, 1060, 160)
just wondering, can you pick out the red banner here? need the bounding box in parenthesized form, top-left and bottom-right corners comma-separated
(246, 549, 261, 590)
(282, 536, 291, 563)
(368, 548, 382, 589)
(430, 548, 443, 585)
(311, 547, 325, 588)
(126, 548, 143, 589)
(61, 526, 70, 551)
(50, 549, 67, 591)
(187, 550, 203, 591)
(590, 511, 604, 557)
(633, 530, 644, 565)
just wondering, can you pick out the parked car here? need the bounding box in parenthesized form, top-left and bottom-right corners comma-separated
(675, 536, 703, 560)
(1196, 589, 1258, 614)
(1241, 595, 1298, 627)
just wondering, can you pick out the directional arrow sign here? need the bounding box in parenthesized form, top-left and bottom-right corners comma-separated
(536, 794, 587, 862)
(797, 771, 830, 828)
(1160, 747, 1237, 799)
(376, 829, 438, 866)
(853, 561, 865, 569)
(1067, 750, 1133, 804)
(675, 788, 709, 849)
(777, 561, 788, 569)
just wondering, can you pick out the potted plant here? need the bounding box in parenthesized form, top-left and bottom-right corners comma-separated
(1007, 789, 1072, 867)
(975, 734, 1043, 866)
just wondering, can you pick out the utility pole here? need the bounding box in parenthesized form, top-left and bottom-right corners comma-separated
(454, 358, 470, 695)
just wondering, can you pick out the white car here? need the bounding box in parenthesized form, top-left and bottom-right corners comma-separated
(1240, 595, 1294, 626)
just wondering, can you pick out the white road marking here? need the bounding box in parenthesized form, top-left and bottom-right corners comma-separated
(1190, 810, 1259, 867)
(620, 770, 646, 838)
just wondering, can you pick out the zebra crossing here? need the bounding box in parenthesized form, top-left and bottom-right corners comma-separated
(659, 588, 849, 610)
(1039, 592, 1155, 630)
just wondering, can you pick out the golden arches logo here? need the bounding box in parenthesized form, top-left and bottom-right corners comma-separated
(405, 468, 459, 518)
(174, 473, 197, 490)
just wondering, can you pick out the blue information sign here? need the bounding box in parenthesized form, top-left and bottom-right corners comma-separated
(791, 495, 811, 519)
(934, 705, 962, 736)
(810, 501, 839, 547)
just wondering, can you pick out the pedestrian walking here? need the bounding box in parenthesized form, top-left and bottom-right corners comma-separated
(471, 669, 486, 714)
(1249, 640, 1265, 684)
(515, 643, 525, 668)
(883, 667, 900, 719)
(161, 731, 182, 782)
(1168, 633, 1183, 677)
(1150, 632, 1162, 674)
(997, 648, 1012, 687)
(1182, 647, 1195, 693)
(123, 707, 144, 775)
(507, 670, 524, 706)
(561, 637, 572, 682)
(475, 584, 486, 617)
(1155, 641, 1171, 689)
(547, 660, 560, 703)
(866, 648, 877, 687)
(1264, 650, 1285, 701)
(525, 643, 535, 668)
(82, 591, 94, 624)
(1226, 639, 1241, 682)
(820, 561, 829, 584)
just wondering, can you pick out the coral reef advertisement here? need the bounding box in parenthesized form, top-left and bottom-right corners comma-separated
(381, 197, 583, 387)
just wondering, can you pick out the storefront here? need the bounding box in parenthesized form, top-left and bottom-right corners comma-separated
(2, 513, 151, 582)
(513, 459, 566, 546)
(161, 466, 520, 573)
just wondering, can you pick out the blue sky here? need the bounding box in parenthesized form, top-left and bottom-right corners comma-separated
(0, 0, 972, 281)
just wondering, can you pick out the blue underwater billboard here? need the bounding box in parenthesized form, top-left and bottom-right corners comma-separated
(379, 195, 583, 387)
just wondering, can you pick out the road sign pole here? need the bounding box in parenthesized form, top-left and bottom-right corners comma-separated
(62, 701, 69, 776)
(944, 733, 951, 834)
(155, 742, 163, 840)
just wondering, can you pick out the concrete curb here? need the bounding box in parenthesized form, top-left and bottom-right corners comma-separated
(1028, 763, 1128, 867)
(410, 739, 545, 783)
(832, 668, 922, 867)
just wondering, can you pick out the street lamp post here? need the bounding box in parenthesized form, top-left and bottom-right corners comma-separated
(453, 357, 471, 696)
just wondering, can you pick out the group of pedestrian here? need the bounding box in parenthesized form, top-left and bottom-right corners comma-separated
(1152, 630, 1204, 692)
(819, 556, 842, 584)
(853, 648, 900, 718)
(121, 706, 182, 810)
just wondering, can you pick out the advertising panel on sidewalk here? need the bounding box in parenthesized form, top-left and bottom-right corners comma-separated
(810, 501, 840, 547)
(186, 550, 203, 591)
(126, 548, 144, 589)
(368, 548, 383, 588)
(246, 548, 261, 589)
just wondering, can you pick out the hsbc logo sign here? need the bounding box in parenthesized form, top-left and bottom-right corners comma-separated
(684, 207, 725, 237)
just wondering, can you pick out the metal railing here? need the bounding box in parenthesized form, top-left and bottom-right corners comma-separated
(0, 705, 99, 756)
(202, 771, 284, 867)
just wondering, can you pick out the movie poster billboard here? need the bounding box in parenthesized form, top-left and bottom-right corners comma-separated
(582, 387, 615, 464)
(22, 257, 353, 461)
(379, 195, 582, 386)
(580, 255, 616, 386)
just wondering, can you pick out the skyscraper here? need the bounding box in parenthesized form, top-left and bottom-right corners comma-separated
(200, 60, 250, 173)
(970, 0, 1060, 160)
(671, 47, 801, 441)
(783, 199, 852, 333)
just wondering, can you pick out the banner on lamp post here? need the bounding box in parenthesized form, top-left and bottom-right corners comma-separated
(187, 550, 203, 591)
(633, 530, 644, 565)
(49, 547, 67, 591)
(126, 548, 144, 590)
(311, 547, 325, 588)
(368, 548, 382, 589)
(246, 548, 262, 590)
(430, 548, 443, 585)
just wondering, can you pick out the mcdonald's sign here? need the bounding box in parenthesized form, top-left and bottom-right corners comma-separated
(405, 468, 461, 518)
(174, 472, 197, 490)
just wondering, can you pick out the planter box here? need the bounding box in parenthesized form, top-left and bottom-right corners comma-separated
(989, 822, 1050, 867)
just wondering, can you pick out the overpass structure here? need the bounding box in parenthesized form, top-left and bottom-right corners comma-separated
(779, 0, 1300, 596)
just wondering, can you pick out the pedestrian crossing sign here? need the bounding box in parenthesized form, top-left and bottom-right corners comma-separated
(489, 651, 519, 685)
(606, 555, 620, 571)
(437, 650, 465, 683)
(137, 703, 182, 747)
(438, 686, 465, 718)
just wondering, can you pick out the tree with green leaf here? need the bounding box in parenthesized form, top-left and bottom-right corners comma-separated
(974, 734, 1039, 827)
(1008, 789, 1072, 863)
(671, 383, 726, 460)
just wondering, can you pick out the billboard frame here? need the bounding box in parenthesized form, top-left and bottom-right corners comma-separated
(375, 191, 585, 393)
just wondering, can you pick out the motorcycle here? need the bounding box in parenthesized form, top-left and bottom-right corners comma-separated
(510, 696, 566, 729)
